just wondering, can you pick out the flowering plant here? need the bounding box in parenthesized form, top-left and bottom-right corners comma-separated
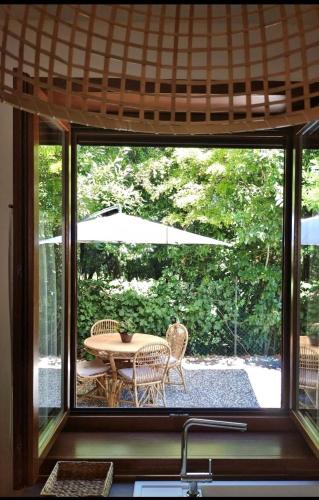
(119, 318, 136, 334)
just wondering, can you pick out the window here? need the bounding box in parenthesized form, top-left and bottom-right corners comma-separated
(37, 117, 66, 448)
(295, 122, 319, 448)
(71, 130, 291, 413)
(13, 111, 70, 487)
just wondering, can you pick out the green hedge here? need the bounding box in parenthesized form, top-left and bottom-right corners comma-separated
(77, 272, 281, 359)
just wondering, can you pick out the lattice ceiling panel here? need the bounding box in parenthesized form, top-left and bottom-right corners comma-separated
(1, 4, 319, 134)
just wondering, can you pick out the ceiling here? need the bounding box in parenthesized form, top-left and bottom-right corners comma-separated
(0, 4, 319, 134)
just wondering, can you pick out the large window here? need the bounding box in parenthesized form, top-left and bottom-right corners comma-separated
(74, 142, 285, 410)
(297, 123, 319, 438)
(17, 120, 319, 486)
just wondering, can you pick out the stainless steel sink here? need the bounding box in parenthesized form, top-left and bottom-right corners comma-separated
(134, 481, 204, 497)
(133, 480, 319, 497)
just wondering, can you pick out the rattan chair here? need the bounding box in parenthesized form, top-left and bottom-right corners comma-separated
(165, 323, 188, 392)
(90, 319, 120, 336)
(299, 345, 319, 408)
(76, 358, 110, 403)
(117, 343, 171, 408)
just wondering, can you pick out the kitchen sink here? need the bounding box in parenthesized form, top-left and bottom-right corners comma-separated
(133, 480, 319, 497)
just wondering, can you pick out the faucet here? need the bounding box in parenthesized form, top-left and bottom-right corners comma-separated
(180, 418, 247, 497)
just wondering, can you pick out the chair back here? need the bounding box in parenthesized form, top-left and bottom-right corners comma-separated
(166, 323, 188, 360)
(133, 343, 171, 384)
(91, 319, 120, 336)
(299, 345, 319, 389)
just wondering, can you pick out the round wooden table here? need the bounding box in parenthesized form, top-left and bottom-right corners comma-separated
(84, 333, 168, 407)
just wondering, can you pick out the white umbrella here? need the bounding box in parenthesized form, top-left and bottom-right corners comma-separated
(40, 211, 232, 246)
(301, 215, 319, 245)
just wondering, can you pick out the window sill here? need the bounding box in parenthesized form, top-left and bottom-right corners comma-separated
(40, 424, 319, 481)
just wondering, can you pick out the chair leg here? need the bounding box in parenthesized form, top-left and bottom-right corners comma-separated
(77, 375, 110, 403)
(166, 364, 187, 392)
(104, 377, 111, 400)
(134, 385, 139, 408)
(161, 382, 167, 407)
(177, 364, 187, 393)
(149, 386, 155, 405)
(96, 377, 105, 395)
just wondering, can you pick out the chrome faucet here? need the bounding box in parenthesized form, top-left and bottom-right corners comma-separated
(180, 418, 247, 497)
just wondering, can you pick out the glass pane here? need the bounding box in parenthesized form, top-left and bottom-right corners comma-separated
(298, 125, 319, 431)
(75, 145, 284, 410)
(37, 117, 65, 445)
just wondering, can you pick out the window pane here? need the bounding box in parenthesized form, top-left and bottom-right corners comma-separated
(75, 146, 284, 410)
(298, 126, 319, 431)
(37, 117, 64, 444)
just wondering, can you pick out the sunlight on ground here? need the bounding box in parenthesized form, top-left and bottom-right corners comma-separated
(183, 355, 281, 408)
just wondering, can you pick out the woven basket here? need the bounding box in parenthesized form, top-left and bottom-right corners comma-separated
(40, 461, 113, 497)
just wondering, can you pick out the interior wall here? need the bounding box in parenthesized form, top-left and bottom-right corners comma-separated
(0, 102, 13, 496)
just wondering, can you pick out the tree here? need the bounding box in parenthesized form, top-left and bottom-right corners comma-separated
(75, 145, 285, 356)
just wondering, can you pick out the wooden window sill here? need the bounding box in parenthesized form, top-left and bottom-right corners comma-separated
(41, 429, 319, 481)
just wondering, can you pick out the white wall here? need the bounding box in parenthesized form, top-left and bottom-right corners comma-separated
(0, 102, 13, 496)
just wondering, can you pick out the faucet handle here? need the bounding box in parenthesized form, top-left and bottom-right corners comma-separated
(207, 458, 213, 480)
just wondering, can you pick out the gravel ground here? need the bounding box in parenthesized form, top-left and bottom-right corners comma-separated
(38, 367, 62, 408)
(37, 355, 281, 409)
(77, 355, 281, 409)
(165, 367, 259, 408)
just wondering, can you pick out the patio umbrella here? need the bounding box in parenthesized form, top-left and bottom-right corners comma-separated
(301, 215, 319, 245)
(40, 209, 232, 246)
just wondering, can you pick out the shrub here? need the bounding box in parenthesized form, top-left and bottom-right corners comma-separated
(77, 272, 282, 359)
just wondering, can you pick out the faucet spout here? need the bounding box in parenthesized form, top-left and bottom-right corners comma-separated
(180, 418, 247, 496)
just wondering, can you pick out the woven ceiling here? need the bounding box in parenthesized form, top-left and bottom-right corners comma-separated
(1, 4, 319, 134)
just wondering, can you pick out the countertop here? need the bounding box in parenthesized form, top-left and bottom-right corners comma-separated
(14, 482, 135, 497)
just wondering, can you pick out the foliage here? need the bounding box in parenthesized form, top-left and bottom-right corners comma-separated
(77, 268, 281, 358)
(40, 143, 301, 358)
(118, 318, 137, 334)
(38, 145, 64, 356)
(38, 145, 63, 237)
(299, 149, 319, 337)
(75, 145, 285, 357)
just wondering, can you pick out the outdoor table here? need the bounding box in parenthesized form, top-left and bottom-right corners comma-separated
(84, 332, 168, 407)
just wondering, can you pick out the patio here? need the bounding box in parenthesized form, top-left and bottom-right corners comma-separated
(74, 354, 281, 409)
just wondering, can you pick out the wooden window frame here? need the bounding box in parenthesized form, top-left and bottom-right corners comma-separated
(290, 120, 319, 458)
(15, 114, 319, 485)
(12, 111, 71, 487)
(69, 125, 296, 430)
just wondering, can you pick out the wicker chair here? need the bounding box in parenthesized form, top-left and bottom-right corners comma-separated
(165, 323, 188, 392)
(299, 345, 319, 408)
(90, 319, 133, 387)
(76, 358, 110, 403)
(117, 343, 171, 408)
(90, 319, 120, 336)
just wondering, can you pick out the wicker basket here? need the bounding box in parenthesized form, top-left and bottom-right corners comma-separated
(40, 461, 113, 497)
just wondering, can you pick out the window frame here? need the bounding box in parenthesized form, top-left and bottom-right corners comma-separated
(70, 125, 295, 426)
(12, 111, 71, 487)
(290, 120, 319, 458)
